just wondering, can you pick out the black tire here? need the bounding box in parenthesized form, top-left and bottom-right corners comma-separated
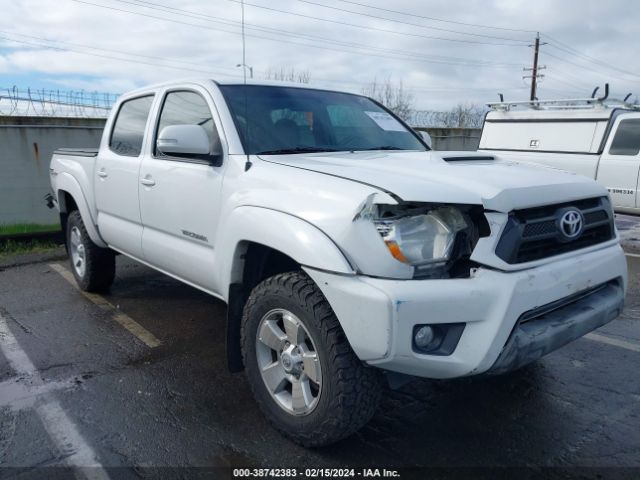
(241, 271, 382, 447)
(66, 210, 115, 292)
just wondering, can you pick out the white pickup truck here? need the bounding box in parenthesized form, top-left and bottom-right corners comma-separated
(50, 79, 627, 447)
(479, 93, 640, 215)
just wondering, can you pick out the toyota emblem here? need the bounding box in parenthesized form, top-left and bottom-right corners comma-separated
(559, 209, 583, 240)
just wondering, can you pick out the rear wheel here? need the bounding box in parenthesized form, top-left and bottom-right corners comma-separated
(241, 271, 382, 447)
(66, 210, 115, 292)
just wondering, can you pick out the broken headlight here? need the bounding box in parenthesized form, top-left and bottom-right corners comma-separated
(374, 206, 469, 269)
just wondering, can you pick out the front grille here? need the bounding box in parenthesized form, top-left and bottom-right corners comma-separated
(495, 196, 614, 264)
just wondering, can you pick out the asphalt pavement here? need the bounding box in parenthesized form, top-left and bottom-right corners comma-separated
(0, 250, 639, 479)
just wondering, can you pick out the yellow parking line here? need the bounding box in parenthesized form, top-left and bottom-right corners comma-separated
(585, 332, 640, 353)
(48, 263, 161, 348)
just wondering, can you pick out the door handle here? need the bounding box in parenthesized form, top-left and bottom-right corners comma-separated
(140, 177, 156, 187)
(97, 169, 108, 178)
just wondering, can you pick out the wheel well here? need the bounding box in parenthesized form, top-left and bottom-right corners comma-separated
(241, 242, 301, 295)
(226, 242, 301, 372)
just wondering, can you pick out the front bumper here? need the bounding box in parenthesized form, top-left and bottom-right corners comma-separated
(304, 243, 627, 379)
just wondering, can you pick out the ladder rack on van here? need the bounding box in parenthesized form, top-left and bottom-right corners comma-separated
(487, 97, 640, 112)
(488, 84, 639, 112)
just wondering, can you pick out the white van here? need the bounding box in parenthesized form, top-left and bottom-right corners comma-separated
(479, 94, 640, 215)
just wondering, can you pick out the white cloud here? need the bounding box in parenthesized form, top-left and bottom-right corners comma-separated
(0, 0, 637, 109)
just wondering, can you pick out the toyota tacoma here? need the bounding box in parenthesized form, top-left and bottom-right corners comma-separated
(49, 79, 627, 447)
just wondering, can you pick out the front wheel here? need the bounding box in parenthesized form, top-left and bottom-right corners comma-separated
(241, 272, 382, 447)
(66, 210, 115, 292)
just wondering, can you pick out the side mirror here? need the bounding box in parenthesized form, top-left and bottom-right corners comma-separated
(157, 125, 222, 165)
(417, 130, 433, 149)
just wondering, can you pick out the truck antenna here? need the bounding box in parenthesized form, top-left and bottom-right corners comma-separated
(241, 0, 252, 171)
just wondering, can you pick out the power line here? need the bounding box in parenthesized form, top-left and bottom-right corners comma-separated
(545, 67, 599, 91)
(294, 0, 530, 42)
(0, 34, 245, 78)
(220, 0, 525, 46)
(301, 0, 638, 85)
(111, 0, 519, 64)
(0, 30, 244, 73)
(71, 0, 524, 67)
(542, 49, 633, 83)
(542, 33, 640, 79)
(0, 31, 529, 98)
(332, 0, 537, 33)
(543, 73, 588, 91)
(322, 0, 638, 79)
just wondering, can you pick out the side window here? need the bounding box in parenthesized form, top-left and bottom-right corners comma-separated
(609, 118, 640, 156)
(109, 96, 154, 156)
(155, 91, 220, 157)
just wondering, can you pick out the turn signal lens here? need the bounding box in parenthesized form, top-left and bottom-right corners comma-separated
(384, 240, 409, 263)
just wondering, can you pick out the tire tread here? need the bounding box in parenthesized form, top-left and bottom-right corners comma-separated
(241, 271, 381, 447)
(66, 210, 115, 292)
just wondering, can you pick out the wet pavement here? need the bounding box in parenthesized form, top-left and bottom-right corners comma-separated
(0, 252, 639, 478)
(617, 214, 640, 254)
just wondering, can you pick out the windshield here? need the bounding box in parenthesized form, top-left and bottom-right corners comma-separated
(219, 85, 427, 155)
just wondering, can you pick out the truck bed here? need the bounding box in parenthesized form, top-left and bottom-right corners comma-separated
(53, 148, 99, 157)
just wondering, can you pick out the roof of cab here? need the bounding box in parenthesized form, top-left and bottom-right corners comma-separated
(117, 77, 353, 100)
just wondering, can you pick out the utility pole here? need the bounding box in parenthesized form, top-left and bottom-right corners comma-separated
(530, 33, 540, 101)
(523, 32, 546, 101)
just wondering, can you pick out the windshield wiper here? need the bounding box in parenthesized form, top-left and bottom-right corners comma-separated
(256, 147, 339, 155)
(356, 146, 404, 151)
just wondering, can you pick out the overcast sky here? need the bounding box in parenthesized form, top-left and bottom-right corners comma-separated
(0, 0, 638, 110)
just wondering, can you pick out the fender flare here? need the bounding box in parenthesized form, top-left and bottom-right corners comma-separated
(219, 206, 355, 372)
(56, 172, 107, 248)
(218, 206, 355, 292)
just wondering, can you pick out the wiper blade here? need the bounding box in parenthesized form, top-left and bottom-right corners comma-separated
(356, 146, 404, 151)
(256, 147, 338, 155)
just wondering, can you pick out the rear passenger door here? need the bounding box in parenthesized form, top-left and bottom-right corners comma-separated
(597, 115, 640, 210)
(138, 88, 227, 293)
(95, 95, 155, 258)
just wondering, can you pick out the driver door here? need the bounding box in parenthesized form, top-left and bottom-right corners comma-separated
(139, 87, 227, 293)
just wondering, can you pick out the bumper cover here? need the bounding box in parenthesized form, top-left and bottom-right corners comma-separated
(304, 243, 627, 379)
(486, 280, 624, 375)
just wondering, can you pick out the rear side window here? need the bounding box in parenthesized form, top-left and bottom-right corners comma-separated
(109, 95, 154, 156)
(609, 118, 640, 156)
(154, 90, 219, 157)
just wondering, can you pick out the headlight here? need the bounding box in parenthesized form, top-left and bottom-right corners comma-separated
(374, 206, 468, 267)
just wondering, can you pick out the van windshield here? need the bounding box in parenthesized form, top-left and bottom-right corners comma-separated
(219, 84, 427, 155)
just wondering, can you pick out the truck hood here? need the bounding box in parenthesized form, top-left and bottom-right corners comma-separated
(260, 150, 607, 211)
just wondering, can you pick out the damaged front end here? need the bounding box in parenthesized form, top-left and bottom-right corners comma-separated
(343, 194, 491, 280)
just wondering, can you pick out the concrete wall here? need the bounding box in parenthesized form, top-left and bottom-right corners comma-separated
(0, 117, 481, 226)
(0, 116, 105, 225)
(416, 127, 481, 151)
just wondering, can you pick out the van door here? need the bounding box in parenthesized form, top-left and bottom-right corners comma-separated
(597, 115, 640, 210)
(95, 95, 155, 258)
(138, 88, 227, 293)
